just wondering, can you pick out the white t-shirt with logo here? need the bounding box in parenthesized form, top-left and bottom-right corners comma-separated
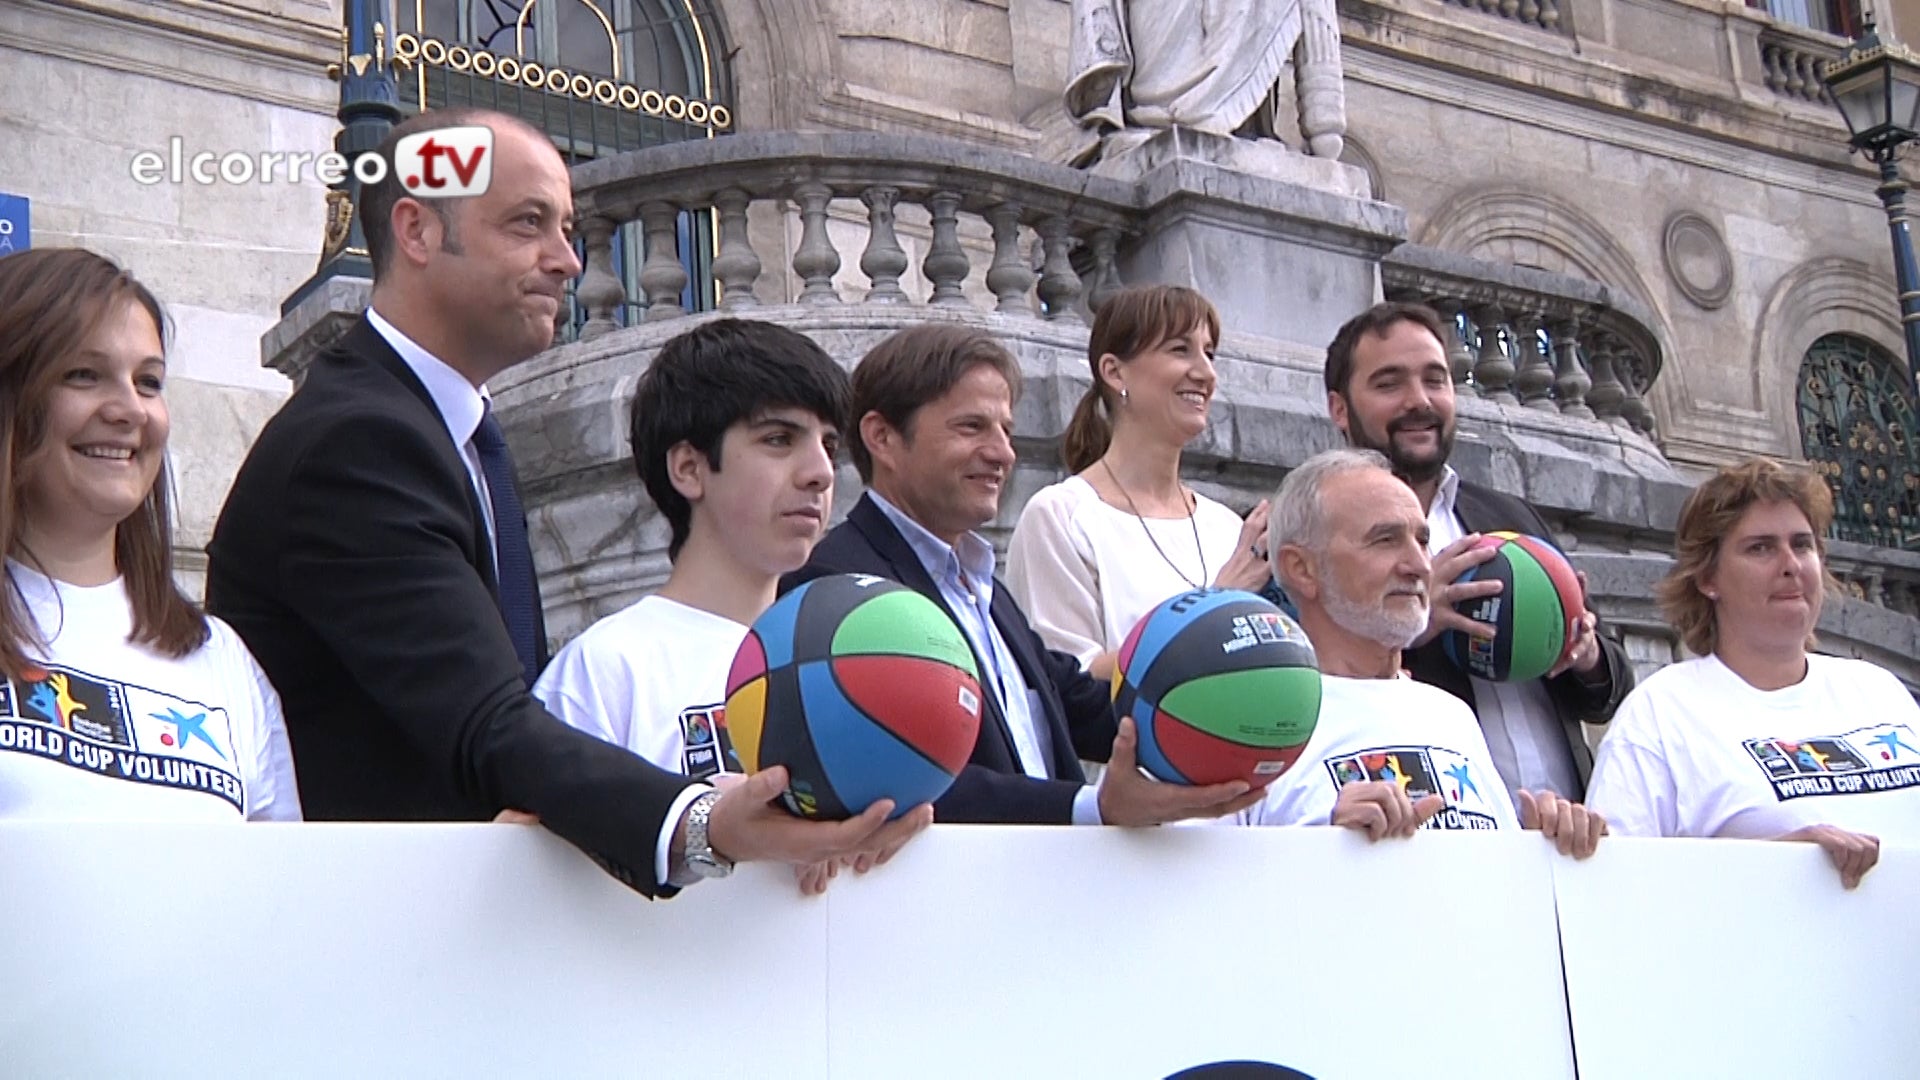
(1235, 673, 1522, 830)
(534, 595, 745, 779)
(0, 563, 300, 821)
(1587, 653, 1920, 841)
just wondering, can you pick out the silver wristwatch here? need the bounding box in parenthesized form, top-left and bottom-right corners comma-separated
(683, 789, 734, 880)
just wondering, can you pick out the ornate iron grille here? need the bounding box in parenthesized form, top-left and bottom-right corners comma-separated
(1797, 333, 1920, 551)
(391, 0, 732, 333)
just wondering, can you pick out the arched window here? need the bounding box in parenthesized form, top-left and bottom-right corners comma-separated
(1797, 333, 1920, 551)
(390, 0, 733, 325)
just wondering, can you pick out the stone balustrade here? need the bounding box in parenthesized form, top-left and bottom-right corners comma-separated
(1758, 24, 1842, 104)
(1438, 0, 1567, 35)
(1382, 244, 1663, 437)
(1828, 539, 1920, 620)
(567, 132, 1148, 332)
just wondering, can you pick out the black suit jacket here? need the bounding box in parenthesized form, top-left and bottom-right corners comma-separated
(207, 317, 695, 895)
(781, 495, 1118, 824)
(1404, 480, 1634, 797)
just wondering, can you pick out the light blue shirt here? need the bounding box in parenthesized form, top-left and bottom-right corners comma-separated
(869, 493, 1102, 825)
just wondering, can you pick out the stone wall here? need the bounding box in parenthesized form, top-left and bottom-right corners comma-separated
(0, 0, 338, 589)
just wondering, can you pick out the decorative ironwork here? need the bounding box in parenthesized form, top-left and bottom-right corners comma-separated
(390, 0, 733, 334)
(1798, 333, 1920, 551)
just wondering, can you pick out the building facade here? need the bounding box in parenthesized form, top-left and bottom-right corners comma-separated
(4, 0, 1917, 688)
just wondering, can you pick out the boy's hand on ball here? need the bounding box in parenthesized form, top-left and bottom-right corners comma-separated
(1548, 609, 1602, 678)
(705, 765, 935, 871)
(1097, 718, 1266, 826)
(1331, 781, 1443, 840)
(1415, 535, 1501, 647)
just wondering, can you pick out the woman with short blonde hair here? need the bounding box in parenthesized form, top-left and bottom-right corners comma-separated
(1587, 458, 1914, 888)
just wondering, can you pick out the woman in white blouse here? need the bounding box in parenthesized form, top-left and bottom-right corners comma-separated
(1006, 285, 1270, 680)
(1587, 458, 1915, 888)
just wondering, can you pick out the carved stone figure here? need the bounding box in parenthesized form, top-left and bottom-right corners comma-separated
(1065, 0, 1346, 160)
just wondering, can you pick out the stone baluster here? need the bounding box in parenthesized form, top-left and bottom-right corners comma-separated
(1499, 0, 1519, 17)
(1784, 48, 1807, 97)
(637, 201, 688, 321)
(1512, 311, 1556, 410)
(1538, 0, 1560, 31)
(791, 182, 842, 305)
(1586, 332, 1628, 425)
(1762, 45, 1786, 95)
(984, 202, 1035, 314)
(921, 191, 970, 306)
(1518, 0, 1539, 25)
(1035, 216, 1084, 321)
(1431, 298, 1477, 397)
(1469, 303, 1517, 404)
(711, 188, 762, 312)
(1085, 227, 1124, 315)
(859, 186, 909, 304)
(1550, 318, 1594, 419)
(575, 215, 625, 341)
(1798, 53, 1826, 102)
(1617, 349, 1658, 435)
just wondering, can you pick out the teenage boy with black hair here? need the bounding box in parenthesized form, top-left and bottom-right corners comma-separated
(535, 318, 933, 893)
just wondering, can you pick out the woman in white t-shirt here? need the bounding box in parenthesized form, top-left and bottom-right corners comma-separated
(1588, 458, 1915, 888)
(0, 248, 299, 821)
(1006, 285, 1271, 680)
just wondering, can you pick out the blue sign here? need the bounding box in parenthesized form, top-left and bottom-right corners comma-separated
(0, 194, 29, 255)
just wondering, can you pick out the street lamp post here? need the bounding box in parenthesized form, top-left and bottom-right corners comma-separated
(1822, 14, 1920, 389)
(282, 0, 404, 314)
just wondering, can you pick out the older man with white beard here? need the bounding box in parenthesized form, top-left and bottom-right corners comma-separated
(1230, 449, 1606, 857)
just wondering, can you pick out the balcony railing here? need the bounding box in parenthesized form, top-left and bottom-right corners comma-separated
(567, 132, 1144, 335)
(1383, 244, 1663, 437)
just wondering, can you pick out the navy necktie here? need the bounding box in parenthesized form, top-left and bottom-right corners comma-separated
(472, 403, 541, 688)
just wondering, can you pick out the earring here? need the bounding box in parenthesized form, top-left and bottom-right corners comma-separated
(1705, 591, 1718, 600)
(1120, 387, 1130, 405)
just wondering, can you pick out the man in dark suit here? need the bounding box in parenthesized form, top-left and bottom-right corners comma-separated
(1322, 302, 1634, 802)
(207, 108, 926, 896)
(785, 324, 1261, 826)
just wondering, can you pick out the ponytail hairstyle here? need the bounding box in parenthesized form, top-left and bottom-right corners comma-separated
(1062, 285, 1222, 473)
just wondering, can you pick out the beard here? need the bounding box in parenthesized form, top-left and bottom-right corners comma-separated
(1320, 559, 1429, 650)
(1350, 409, 1454, 486)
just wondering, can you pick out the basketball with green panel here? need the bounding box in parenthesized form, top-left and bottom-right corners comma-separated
(1111, 588, 1321, 788)
(725, 574, 983, 820)
(1442, 531, 1585, 683)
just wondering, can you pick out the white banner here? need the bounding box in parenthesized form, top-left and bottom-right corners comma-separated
(0, 824, 1911, 1078)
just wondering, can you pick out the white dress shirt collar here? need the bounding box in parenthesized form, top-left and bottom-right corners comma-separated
(366, 306, 490, 449)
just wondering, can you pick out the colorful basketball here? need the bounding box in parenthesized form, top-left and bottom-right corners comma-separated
(1111, 588, 1321, 788)
(723, 574, 983, 820)
(1442, 531, 1585, 683)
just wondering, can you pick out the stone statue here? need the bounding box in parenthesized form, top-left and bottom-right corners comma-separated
(1065, 0, 1346, 161)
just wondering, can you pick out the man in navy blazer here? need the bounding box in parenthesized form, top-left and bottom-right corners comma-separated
(783, 325, 1261, 827)
(209, 108, 925, 895)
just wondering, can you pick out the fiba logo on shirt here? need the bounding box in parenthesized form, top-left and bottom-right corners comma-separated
(394, 127, 493, 197)
(1744, 723, 1920, 800)
(1327, 744, 1498, 830)
(678, 703, 739, 779)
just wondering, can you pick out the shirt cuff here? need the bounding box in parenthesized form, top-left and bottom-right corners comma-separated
(1071, 782, 1104, 826)
(655, 783, 715, 887)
